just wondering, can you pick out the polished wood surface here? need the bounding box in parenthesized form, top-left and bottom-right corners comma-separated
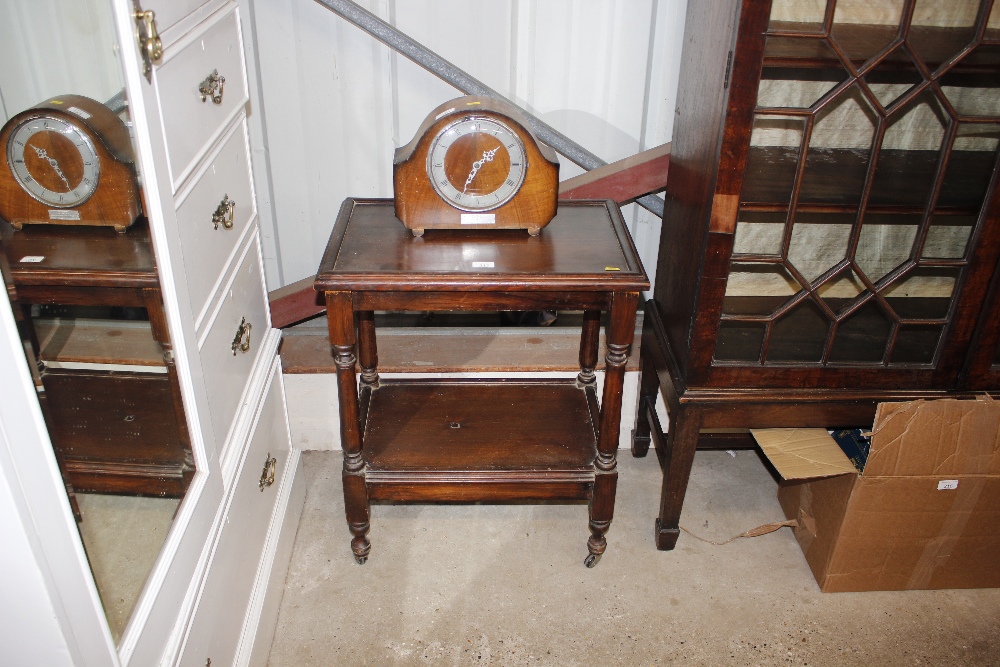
(315, 198, 647, 566)
(0, 95, 141, 232)
(0, 215, 157, 288)
(317, 198, 647, 292)
(362, 379, 597, 471)
(1, 217, 192, 498)
(393, 96, 559, 236)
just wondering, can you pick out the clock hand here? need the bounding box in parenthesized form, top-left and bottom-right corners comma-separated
(29, 144, 72, 191)
(463, 146, 501, 192)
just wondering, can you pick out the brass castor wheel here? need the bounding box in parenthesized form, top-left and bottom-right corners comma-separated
(355, 555, 367, 565)
(584, 553, 601, 568)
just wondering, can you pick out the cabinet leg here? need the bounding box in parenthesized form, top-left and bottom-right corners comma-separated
(343, 467, 370, 563)
(586, 467, 617, 567)
(631, 349, 659, 458)
(654, 407, 701, 551)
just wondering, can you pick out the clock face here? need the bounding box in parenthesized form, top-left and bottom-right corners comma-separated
(6, 114, 101, 208)
(426, 116, 527, 212)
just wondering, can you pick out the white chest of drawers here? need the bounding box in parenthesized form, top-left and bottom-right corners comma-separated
(112, 1, 304, 665)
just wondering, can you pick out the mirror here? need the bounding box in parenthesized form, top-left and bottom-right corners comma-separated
(0, 2, 193, 644)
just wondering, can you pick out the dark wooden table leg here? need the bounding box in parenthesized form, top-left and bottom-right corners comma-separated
(586, 291, 638, 567)
(357, 310, 379, 389)
(631, 345, 660, 458)
(326, 291, 371, 564)
(654, 404, 702, 550)
(577, 309, 601, 387)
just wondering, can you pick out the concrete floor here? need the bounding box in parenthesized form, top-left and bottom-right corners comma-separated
(266, 449, 1000, 666)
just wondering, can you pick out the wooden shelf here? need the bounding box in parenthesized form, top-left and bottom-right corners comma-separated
(362, 379, 598, 473)
(742, 146, 996, 210)
(35, 318, 164, 367)
(764, 23, 1000, 72)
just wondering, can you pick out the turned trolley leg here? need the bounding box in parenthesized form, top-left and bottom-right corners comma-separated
(327, 292, 371, 563)
(585, 292, 638, 566)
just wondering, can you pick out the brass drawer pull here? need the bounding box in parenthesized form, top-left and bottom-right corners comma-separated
(212, 194, 236, 229)
(133, 8, 163, 76)
(259, 453, 277, 491)
(199, 69, 226, 104)
(231, 317, 251, 355)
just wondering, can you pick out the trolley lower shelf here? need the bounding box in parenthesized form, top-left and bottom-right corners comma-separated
(361, 378, 599, 502)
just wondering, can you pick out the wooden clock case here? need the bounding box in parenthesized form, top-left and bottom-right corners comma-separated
(0, 94, 142, 232)
(393, 96, 560, 236)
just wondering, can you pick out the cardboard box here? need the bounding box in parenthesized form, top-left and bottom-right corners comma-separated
(753, 397, 1000, 592)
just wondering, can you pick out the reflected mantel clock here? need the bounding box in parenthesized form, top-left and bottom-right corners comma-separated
(393, 96, 559, 236)
(0, 94, 141, 232)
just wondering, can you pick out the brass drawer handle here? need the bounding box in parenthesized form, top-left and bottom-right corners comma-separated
(259, 453, 277, 491)
(133, 9, 163, 75)
(212, 194, 236, 229)
(231, 317, 251, 355)
(199, 69, 226, 104)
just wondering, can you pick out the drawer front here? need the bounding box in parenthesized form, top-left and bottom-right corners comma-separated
(181, 363, 290, 667)
(144, 0, 225, 41)
(198, 235, 268, 453)
(176, 118, 257, 330)
(154, 5, 248, 191)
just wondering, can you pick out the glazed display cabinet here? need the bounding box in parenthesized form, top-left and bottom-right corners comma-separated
(634, 0, 1000, 549)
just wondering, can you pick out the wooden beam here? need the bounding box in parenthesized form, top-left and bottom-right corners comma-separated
(559, 143, 670, 203)
(269, 276, 323, 328)
(268, 143, 670, 329)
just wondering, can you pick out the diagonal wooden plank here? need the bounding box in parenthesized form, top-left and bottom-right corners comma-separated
(559, 143, 670, 203)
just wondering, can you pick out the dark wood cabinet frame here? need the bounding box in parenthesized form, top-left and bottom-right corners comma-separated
(634, 0, 1000, 551)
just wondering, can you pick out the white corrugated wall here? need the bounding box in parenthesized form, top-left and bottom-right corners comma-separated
(247, 0, 687, 294)
(0, 0, 687, 295)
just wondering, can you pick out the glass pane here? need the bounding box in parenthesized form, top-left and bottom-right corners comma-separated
(882, 267, 960, 319)
(829, 301, 892, 362)
(742, 115, 806, 206)
(941, 64, 1000, 117)
(869, 91, 948, 208)
(734, 210, 786, 255)
(799, 85, 878, 206)
(758, 71, 846, 109)
(939, 123, 999, 210)
(831, 0, 904, 64)
(715, 321, 766, 362)
(788, 220, 853, 283)
(909, 0, 979, 67)
(862, 46, 924, 110)
(856, 220, 918, 283)
(724, 262, 800, 316)
(891, 325, 944, 363)
(768, 299, 830, 362)
(769, 0, 828, 32)
(765, 36, 841, 62)
(923, 216, 974, 259)
(817, 268, 868, 313)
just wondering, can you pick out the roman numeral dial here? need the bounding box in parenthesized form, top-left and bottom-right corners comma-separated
(427, 116, 527, 212)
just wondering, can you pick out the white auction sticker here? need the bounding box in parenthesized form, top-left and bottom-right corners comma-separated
(937, 480, 959, 490)
(20, 256, 45, 263)
(472, 261, 495, 268)
(461, 213, 496, 225)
